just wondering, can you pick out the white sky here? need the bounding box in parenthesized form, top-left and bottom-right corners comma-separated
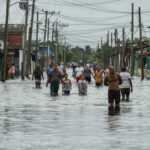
(0, 0, 150, 49)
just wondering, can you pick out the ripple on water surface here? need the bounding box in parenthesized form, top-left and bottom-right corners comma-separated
(0, 74, 150, 150)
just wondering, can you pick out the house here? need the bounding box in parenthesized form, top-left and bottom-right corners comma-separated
(0, 24, 24, 76)
(39, 45, 52, 66)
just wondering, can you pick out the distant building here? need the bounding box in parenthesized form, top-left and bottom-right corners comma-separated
(39, 45, 51, 57)
(39, 45, 54, 65)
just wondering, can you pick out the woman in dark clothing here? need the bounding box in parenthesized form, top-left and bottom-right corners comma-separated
(32, 65, 44, 88)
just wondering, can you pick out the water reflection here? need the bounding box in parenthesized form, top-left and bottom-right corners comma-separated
(108, 106, 120, 116)
(121, 106, 132, 114)
(1, 74, 150, 149)
(107, 106, 121, 136)
(3, 107, 11, 135)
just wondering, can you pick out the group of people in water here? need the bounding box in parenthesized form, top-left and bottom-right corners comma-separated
(32, 63, 133, 109)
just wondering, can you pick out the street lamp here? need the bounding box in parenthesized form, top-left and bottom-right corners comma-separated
(10, 0, 28, 8)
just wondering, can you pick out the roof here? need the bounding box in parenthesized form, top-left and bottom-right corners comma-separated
(0, 24, 24, 33)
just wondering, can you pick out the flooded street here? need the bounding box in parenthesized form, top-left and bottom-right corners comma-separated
(0, 70, 150, 150)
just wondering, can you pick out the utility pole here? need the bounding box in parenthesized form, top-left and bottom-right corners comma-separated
(114, 29, 117, 70)
(42, 11, 48, 72)
(111, 32, 113, 47)
(47, 19, 50, 41)
(22, 0, 29, 80)
(122, 27, 125, 67)
(107, 30, 110, 46)
(26, 0, 35, 77)
(111, 32, 113, 66)
(52, 23, 54, 45)
(64, 37, 67, 65)
(55, 20, 58, 64)
(131, 3, 134, 76)
(114, 29, 120, 72)
(101, 37, 103, 48)
(116, 29, 120, 72)
(35, 11, 39, 65)
(139, 7, 144, 80)
(107, 30, 110, 65)
(97, 43, 100, 50)
(51, 22, 55, 64)
(2, 0, 10, 82)
(47, 18, 50, 66)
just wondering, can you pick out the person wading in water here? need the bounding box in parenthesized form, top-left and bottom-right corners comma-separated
(32, 65, 44, 88)
(120, 67, 133, 101)
(46, 65, 63, 96)
(104, 66, 123, 110)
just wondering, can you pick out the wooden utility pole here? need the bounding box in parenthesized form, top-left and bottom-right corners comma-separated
(101, 37, 103, 48)
(22, 0, 29, 80)
(139, 7, 144, 80)
(116, 29, 120, 72)
(131, 3, 134, 76)
(2, 0, 10, 82)
(64, 39, 66, 66)
(122, 27, 125, 67)
(35, 11, 39, 65)
(47, 18, 50, 66)
(47, 19, 50, 41)
(55, 20, 58, 64)
(63, 37, 67, 65)
(26, 0, 35, 76)
(107, 30, 110, 65)
(114, 29, 117, 70)
(107, 30, 110, 46)
(97, 43, 100, 50)
(111, 32, 113, 47)
(110, 32, 114, 66)
(51, 23, 55, 64)
(42, 11, 48, 72)
(52, 23, 54, 44)
(114, 28, 120, 72)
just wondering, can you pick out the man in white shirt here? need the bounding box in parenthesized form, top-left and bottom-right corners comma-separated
(57, 63, 64, 77)
(75, 63, 84, 83)
(120, 67, 133, 101)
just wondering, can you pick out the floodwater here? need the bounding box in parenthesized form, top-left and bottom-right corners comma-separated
(0, 70, 150, 150)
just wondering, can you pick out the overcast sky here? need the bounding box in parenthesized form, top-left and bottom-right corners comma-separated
(0, 0, 150, 48)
